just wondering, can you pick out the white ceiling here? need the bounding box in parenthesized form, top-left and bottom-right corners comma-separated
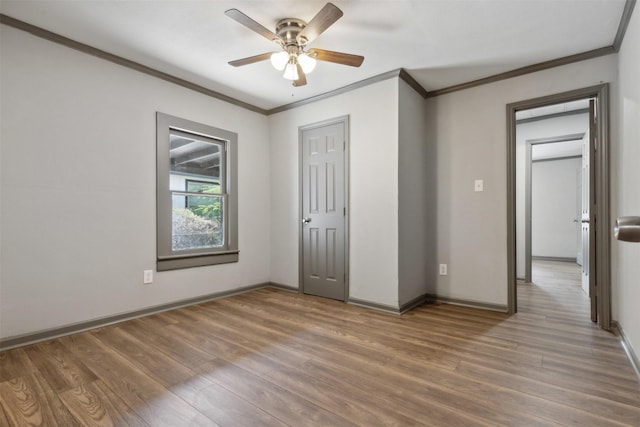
(516, 99, 591, 120)
(532, 139, 583, 160)
(0, 0, 627, 110)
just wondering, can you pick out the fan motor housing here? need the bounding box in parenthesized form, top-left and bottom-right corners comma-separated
(275, 18, 308, 46)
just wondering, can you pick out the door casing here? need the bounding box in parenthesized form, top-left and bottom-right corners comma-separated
(298, 116, 350, 301)
(506, 84, 611, 329)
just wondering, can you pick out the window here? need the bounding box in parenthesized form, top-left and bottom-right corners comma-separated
(156, 113, 238, 270)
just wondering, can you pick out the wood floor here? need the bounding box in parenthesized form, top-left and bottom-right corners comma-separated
(1, 265, 639, 426)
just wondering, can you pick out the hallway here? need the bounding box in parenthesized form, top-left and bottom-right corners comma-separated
(518, 259, 589, 322)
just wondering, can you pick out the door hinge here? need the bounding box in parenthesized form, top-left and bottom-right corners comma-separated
(343, 207, 346, 216)
(343, 141, 346, 151)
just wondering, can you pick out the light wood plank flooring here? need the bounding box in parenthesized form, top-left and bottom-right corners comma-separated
(520, 259, 589, 321)
(1, 275, 639, 425)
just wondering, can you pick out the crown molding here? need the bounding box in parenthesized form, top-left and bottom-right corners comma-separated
(425, 0, 635, 98)
(2, 0, 636, 109)
(266, 69, 405, 115)
(0, 13, 268, 115)
(424, 46, 616, 98)
(398, 69, 429, 98)
(614, 0, 637, 51)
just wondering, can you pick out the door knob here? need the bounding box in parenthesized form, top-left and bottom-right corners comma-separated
(302, 217, 311, 224)
(615, 216, 640, 242)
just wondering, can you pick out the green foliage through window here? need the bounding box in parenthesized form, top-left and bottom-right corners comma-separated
(171, 180, 224, 251)
(186, 180, 222, 223)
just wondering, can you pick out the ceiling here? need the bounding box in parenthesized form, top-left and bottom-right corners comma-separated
(532, 140, 583, 160)
(0, 1, 628, 111)
(516, 99, 590, 121)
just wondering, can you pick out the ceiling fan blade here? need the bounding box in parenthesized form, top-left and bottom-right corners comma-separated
(228, 52, 274, 67)
(292, 63, 307, 87)
(298, 3, 343, 43)
(225, 9, 281, 43)
(308, 49, 364, 67)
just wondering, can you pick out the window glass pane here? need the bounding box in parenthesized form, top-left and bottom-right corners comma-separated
(169, 133, 221, 191)
(172, 194, 224, 251)
(186, 180, 220, 194)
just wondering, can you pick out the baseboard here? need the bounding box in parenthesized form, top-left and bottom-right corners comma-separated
(612, 321, 640, 380)
(399, 293, 431, 313)
(348, 297, 402, 315)
(1, 283, 506, 351)
(531, 256, 577, 263)
(426, 294, 508, 313)
(0, 281, 272, 351)
(267, 282, 299, 293)
(350, 292, 431, 315)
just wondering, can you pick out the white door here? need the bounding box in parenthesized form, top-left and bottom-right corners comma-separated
(581, 99, 597, 322)
(300, 119, 347, 301)
(576, 167, 583, 266)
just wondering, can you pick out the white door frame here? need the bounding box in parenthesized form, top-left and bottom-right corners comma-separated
(506, 84, 611, 330)
(298, 115, 350, 302)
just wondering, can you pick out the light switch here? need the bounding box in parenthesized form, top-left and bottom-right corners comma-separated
(474, 179, 484, 192)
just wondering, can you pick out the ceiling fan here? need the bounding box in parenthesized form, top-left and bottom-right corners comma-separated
(225, 3, 365, 87)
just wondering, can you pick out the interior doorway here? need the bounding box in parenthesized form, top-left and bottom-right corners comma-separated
(524, 133, 586, 284)
(517, 259, 589, 322)
(506, 84, 611, 330)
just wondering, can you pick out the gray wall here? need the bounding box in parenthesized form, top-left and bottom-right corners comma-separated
(615, 4, 640, 367)
(269, 77, 434, 310)
(0, 26, 271, 340)
(425, 55, 616, 307)
(268, 78, 401, 307)
(531, 157, 581, 259)
(398, 79, 434, 306)
(2, 10, 636, 352)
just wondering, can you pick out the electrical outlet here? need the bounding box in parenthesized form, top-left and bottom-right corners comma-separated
(143, 270, 153, 284)
(439, 264, 448, 276)
(474, 179, 484, 192)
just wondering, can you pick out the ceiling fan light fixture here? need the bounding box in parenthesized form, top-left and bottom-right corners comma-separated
(283, 61, 299, 80)
(226, 4, 364, 88)
(297, 53, 317, 74)
(270, 51, 289, 71)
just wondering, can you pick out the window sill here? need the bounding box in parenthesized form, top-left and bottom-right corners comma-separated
(157, 252, 239, 271)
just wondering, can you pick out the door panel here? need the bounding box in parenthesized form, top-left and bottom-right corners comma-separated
(580, 133, 588, 291)
(301, 121, 346, 301)
(576, 168, 582, 266)
(582, 99, 597, 322)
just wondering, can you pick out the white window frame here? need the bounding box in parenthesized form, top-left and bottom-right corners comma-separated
(156, 112, 238, 271)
